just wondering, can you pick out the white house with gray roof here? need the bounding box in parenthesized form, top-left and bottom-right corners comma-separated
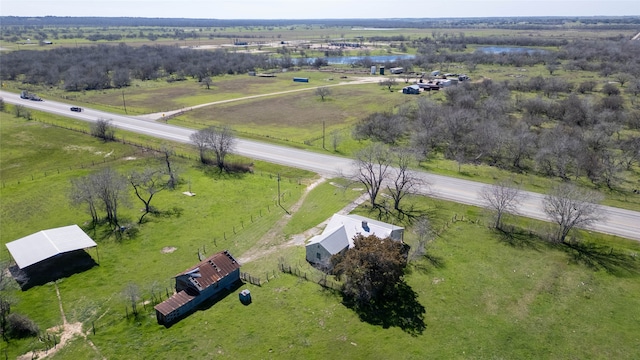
(305, 214, 403, 267)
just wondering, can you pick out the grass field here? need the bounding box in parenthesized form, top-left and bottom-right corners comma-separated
(2, 110, 640, 359)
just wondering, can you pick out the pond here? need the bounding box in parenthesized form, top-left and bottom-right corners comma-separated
(318, 54, 416, 65)
(476, 46, 549, 54)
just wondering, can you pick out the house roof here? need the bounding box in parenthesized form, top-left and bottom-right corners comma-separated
(327, 214, 402, 248)
(5, 225, 97, 269)
(306, 214, 403, 254)
(307, 226, 349, 255)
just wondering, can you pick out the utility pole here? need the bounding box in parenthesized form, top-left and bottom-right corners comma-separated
(122, 90, 127, 114)
(322, 120, 326, 150)
(277, 173, 281, 206)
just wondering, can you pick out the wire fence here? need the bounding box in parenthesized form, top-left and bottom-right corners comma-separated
(278, 262, 342, 292)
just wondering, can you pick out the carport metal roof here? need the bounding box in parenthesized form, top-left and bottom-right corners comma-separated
(5, 225, 97, 269)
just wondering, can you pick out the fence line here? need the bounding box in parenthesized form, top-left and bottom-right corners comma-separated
(278, 262, 341, 291)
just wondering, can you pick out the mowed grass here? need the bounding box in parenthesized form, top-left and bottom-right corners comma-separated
(2, 111, 640, 359)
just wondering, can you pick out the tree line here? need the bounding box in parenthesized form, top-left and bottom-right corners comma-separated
(2, 16, 638, 30)
(356, 78, 639, 189)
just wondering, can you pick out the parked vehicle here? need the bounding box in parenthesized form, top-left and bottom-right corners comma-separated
(70, 106, 83, 112)
(20, 90, 42, 101)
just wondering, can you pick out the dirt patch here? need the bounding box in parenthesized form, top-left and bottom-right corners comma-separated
(64, 145, 96, 153)
(161, 246, 177, 254)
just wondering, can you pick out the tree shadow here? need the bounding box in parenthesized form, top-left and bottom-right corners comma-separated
(495, 226, 543, 251)
(409, 252, 446, 275)
(561, 240, 640, 276)
(365, 204, 433, 227)
(343, 281, 426, 336)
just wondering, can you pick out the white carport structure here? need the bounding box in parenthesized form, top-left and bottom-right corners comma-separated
(5, 225, 97, 269)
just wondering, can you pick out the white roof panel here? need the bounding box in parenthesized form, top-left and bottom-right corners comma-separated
(5, 225, 97, 269)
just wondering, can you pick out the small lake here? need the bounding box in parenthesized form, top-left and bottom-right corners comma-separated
(476, 46, 549, 54)
(321, 54, 416, 65)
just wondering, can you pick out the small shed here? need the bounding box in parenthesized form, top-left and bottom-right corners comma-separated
(5, 225, 98, 289)
(402, 85, 421, 94)
(6, 225, 97, 270)
(154, 250, 241, 325)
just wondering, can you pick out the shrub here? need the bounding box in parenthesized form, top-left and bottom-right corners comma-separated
(7, 313, 39, 338)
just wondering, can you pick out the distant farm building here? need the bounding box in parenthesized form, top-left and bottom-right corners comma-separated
(154, 250, 241, 326)
(305, 214, 404, 268)
(329, 42, 361, 48)
(403, 85, 421, 94)
(5, 225, 98, 289)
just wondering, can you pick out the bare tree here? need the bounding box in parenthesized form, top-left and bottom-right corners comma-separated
(129, 167, 168, 224)
(354, 143, 391, 208)
(481, 180, 524, 230)
(70, 176, 100, 225)
(0, 259, 12, 341)
(160, 145, 179, 190)
(91, 119, 116, 142)
(379, 77, 397, 92)
(387, 148, 422, 212)
(409, 216, 433, 261)
(546, 62, 560, 75)
(13, 105, 31, 120)
(315, 86, 331, 101)
(189, 126, 236, 171)
(612, 73, 630, 87)
(189, 128, 210, 164)
(201, 76, 213, 90)
(210, 126, 236, 172)
(123, 282, 140, 317)
(330, 129, 342, 152)
(148, 280, 162, 306)
(543, 183, 604, 244)
(93, 168, 129, 229)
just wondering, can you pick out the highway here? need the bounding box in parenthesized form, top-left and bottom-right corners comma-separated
(2, 90, 639, 242)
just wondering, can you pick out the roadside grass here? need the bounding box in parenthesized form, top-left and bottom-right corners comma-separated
(2, 112, 640, 359)
(0, 113, 144, 183)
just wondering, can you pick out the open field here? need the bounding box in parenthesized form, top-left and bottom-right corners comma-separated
(2, 18, 640, 358)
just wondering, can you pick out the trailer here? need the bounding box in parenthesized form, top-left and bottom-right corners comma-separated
(20, 90, 42, 101)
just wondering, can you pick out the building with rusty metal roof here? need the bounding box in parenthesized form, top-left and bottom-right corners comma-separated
(154, 250, 240, 325)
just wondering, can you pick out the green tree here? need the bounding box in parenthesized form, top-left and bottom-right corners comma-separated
(332, 234, 406, 306)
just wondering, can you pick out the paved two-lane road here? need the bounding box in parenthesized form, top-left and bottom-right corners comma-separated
(2, 90, 639, 241)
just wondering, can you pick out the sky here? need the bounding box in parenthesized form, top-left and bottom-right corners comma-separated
(0, 0, 638, 19)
